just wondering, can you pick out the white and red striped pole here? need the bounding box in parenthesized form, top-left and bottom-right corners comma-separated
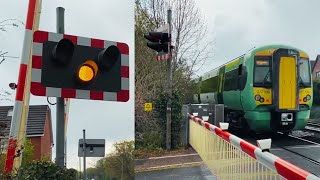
(4, 0, 40, 174)
(189, 114, 319, 180)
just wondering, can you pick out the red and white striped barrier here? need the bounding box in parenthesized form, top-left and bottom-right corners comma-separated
(4, 0, 38, 173)
(30, 30, 130, 102)
(156, 52, 170, 61)
(189, 114, 319, 180)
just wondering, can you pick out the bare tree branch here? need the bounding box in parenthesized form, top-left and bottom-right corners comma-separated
(0, 19, 23, 64)
(135, 0, 215, 142)
(0, 89, 13, 103)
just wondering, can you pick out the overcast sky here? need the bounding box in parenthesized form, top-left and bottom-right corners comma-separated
(2, 0, 320, 171)
(0, 0, 134, 169)
(195, 0, 320, 74)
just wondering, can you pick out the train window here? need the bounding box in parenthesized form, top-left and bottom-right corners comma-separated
(224, 69, 238, 91)
(254, 57, 271, 86)
(238, 65, 247, 90)
(238, 64, 242, 75)
(200, 76, 219, 93)
(299, 58, 311, 86)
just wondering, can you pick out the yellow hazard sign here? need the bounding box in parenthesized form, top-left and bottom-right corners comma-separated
(144, 102, 153, 112)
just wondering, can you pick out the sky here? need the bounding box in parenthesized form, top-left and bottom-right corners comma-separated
(2, 0, 320, 171)
(0, 0, 134, 169)
(195, 0, 320, 75)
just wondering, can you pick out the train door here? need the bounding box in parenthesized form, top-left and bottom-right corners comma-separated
(271, 48, 299, 131)
(217, 67, 225, 104)
(272, 49, 299, 111)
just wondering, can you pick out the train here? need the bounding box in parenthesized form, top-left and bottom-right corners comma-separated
(193, 45, 313, 134)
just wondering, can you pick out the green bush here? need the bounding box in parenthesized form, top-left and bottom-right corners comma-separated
(135, 122, 163, 149)
(155, 90, 182, 149)
(17, 161, 78, 180)
(140, 131, 163, 149)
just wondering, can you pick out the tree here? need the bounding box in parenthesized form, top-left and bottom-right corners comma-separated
(137, 0, 214, 77)
(86, 167, 99, 179)
(0, 137, 34, 177)
(0, 121, 9, 175)
(0, 89, 13, 103)
(94, 141, 134, 180)
(0, 18, 22, 104)
(135, 0, 213, 149)
(0, 18, 22, 64)
(21, 138, 34, 168)
(135, 2, 167, 148)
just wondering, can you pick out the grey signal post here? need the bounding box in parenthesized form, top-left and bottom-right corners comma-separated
(78, 133, 106, 180)
(82, 129, 86, 180)
(56, 7, 66, 167)
(166, 9, 172, 150)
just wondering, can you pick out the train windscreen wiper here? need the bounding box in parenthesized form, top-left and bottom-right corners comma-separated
(298, 76, 308, 87)
(262, 70, 271, 86)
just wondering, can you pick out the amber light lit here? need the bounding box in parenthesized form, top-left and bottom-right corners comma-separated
(77, 60, 98, 83)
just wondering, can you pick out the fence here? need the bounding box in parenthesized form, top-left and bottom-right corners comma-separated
(189, 114, 319, 180)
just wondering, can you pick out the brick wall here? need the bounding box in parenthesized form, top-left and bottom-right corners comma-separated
(40, 113, 52, 160)
(313, 58, 320, 80)
(30, 137, 42, 160)
(29, 112, 52, 161)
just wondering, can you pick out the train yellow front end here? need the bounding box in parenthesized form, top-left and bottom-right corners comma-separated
(247, 46, 312, 133)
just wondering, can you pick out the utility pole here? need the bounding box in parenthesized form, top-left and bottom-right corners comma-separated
(166, 9, 173, 150)
(56, 7, 66, 167)
(82, 129, 87, 180)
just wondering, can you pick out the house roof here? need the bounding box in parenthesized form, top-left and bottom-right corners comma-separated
(310, 60, 316, 71)
(0, 105, 52, 139)
(312, 55, 320, 72)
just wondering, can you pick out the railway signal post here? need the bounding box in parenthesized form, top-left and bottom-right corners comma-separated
(166, 9, 173, 150)
(56, 6, 66, 167)
(144, 9, 173, 149)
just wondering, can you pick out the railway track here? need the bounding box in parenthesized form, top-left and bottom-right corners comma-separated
(237, 121, 320, 176)
(303, 121, 320, 135)
(243, 132, 320, 176)
(306, 121, 320, 132)
(275, 133, 320, 167)
(307, 121, 320, 127)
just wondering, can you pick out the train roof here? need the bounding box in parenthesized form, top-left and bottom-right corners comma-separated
(196, 44, 309, 82)
(246, 44, 308, 58)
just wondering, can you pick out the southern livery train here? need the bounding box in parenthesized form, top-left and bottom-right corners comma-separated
(194, 45, 313, 134)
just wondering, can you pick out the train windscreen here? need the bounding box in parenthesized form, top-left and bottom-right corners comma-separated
(254, 57, 271, 86)
(299, 58, 311, 86)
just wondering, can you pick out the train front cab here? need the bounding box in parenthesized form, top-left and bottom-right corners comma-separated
(247, 47, 312, 133)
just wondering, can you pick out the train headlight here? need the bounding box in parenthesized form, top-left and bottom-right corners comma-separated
(306, 94, 311, 100)
(259, 97, 265, 103)
(303, 97, 307, 102)
(255, 95, 261, 101)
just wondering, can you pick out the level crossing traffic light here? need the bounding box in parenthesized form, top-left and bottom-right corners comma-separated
(144, 32, 170, 53)
(30, 30, 130, 102)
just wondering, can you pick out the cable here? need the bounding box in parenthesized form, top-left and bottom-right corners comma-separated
(47, 97, 56, 105)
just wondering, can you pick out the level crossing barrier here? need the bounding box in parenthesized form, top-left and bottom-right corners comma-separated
(189, 114, 319, 180)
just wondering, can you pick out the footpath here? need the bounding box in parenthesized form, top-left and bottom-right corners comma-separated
(135, 147, 203, 172)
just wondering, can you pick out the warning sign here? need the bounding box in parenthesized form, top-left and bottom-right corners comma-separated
(144, 102, 153, 112)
